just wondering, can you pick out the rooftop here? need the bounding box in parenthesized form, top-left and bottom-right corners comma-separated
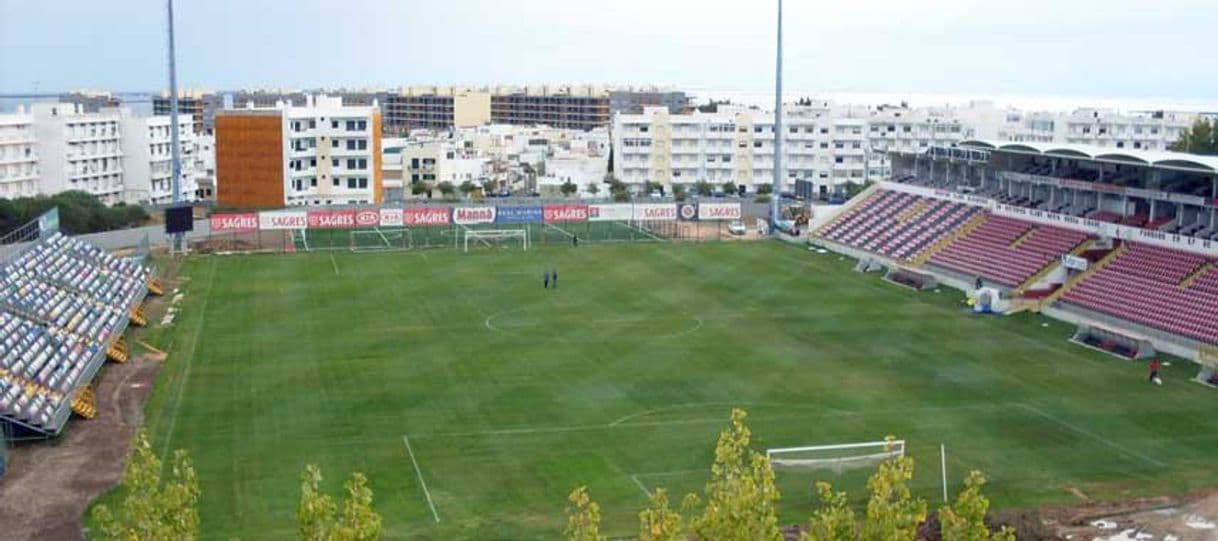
(958, 139, 1218, 173)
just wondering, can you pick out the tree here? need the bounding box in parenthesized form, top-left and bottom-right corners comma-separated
(690, 408, 782, 541)
(609, 179, 631, 202)
(481, 179, 498, 197)
(638, 489, 686, 541)
(720, 181, 738, 196)
(694, 181, 713, 197)
(0, 190, 150, 238)
(410, 181, 433, 200)
(672, 184, 688, 202)
(756, 183, 773, 196)
(565, 486, 606, 541)
(91, 430, 200, 541)
(939, 471, 1015, 541)
(860, 447, 927, 541)
(297, 465, 383, 541)
(437, 181, 457, 201)
(561, 181, 578, 197)
(586, 183, 601, 197)
(643, 180, 662, 196)
(459, 180, 475, 199)
(803, 482, 856, 541)
(1170, 118, 1218, 155)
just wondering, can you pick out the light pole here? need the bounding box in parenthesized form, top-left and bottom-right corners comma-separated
(166, 0, 184, 252)
(771, 0, 784, 227)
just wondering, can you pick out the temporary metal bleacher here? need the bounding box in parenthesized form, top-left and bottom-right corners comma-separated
(0, 233, 152, 437)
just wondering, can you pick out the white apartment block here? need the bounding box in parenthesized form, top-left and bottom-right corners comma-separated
(972, 107, 1199, 151)
(279, 96, 382, 206)
(0, 109, 40, 199)
(30, 103, 125, 204)
(119, 112, 200, 205)
(613, 103, 967, 195)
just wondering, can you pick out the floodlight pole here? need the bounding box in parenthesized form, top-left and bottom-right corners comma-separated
(167, 0, 184, 252)
(770, 0, 783, 227)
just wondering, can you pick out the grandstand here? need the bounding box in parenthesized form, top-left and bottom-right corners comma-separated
(814, 141, 1218, 358)
(0, 211, 153, 439)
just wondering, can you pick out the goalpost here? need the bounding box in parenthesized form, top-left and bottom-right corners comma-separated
(350, 228, 413, 252)
(463, 228, 528, 252)
(767, 439, 905, 473)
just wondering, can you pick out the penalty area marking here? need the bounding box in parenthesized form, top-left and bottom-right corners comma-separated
(1016, 404, 1166, 467)
(328, 252, 340, 276)
(402, 435, 441, 523)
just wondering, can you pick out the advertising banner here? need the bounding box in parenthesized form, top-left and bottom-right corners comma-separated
(405, 207, 451, 226)
(697, 202, 742, 221)
(379, 208, 404, 227)
(210, 212, 259, 233)
(259, 210, 308, 230)
(632, 204, 677, 221)
(677, 203, 698, 221)
(308, 209, 357, 229)
(453, 206, 497, 225)
(355, 209, 381, 227)
(543, 204, 589, 223)
(1062, 254, 1089, 271)
(588, 204, 633, 222)
(496, 206, 543, 224)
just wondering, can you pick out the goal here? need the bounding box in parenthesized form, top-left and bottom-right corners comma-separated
(767, 439, 905, 473)
(350, 228, 413, 252)
(464, 228, 528, 252)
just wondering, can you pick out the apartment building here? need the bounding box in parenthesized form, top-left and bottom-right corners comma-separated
(0, 109, 40, 199)
(989, 108, 1198, 151)
(215, 95, 382, 208)
(58, 91, 122, 113)
(119, 112, 199, 205)
(30, 103, 126, 204)
(153, 89, 226, 134)
(383, 85, 684, 134)
(613, 103, 968, 195)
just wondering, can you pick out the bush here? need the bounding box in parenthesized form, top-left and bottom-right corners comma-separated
(0, 191, 149, 237)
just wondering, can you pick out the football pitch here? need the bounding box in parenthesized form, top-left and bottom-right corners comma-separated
(138, 241, 1218, 540)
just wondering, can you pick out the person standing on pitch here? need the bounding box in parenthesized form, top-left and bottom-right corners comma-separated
(572, 234, 579, 247)
(543, 270, 550, 289)
(1148, 358, 1162, 385)
(552, 268, 559, 289)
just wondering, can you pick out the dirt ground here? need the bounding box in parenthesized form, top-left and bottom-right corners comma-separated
(1049, 489, 1218, 541)
(0, 354, 162, 541)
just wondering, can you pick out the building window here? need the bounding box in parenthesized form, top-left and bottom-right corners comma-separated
(357, 120, 367, 131)
(348, 178, 357, 189)
(332, 158, 339, 167)
(358, 177, 368, 189)
(357, 139, 367, 150)
(332, 139, 340, 148)
(332, 120, 339, 129)
(358, 158, 367, 169)
(333, 178, 340, 187)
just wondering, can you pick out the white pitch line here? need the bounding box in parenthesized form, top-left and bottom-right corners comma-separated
(158, 258, 216, 460)
(629, 475, 651, 498)
(402, 435, 441, 523)
(1017, 404, 1166, 467)
(328, 252, 341, 275)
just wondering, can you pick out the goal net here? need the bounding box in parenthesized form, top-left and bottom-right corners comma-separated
(767, 440, 905, 473)
(350, 228, 413, 252)
(464, 229, 528, 252)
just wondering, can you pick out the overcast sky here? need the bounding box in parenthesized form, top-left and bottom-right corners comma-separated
(3, 0, 1217, 101)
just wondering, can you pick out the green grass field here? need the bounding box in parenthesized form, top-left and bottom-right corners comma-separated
(136, 241, 1218, 540)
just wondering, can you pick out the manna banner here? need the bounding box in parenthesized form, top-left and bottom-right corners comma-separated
(632, 204, 677, 221)
(543, 204, 589, 223)
(496, 206, 543, 224)
(588, 204, 632, 222)
(697, 202, 742, 221)
(308, 209, 357, 229)
(258, 210, 308, 230)
(404, 207, 451, 226)
(453, 206, 497, 225)
(379, 208, 404, 227)
(355, 209, 381, 227)
(210, 212, 259, 233)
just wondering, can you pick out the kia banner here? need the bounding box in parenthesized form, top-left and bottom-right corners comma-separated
(308, 209, 357, 229)
(543, 204, 589, 223)
(354, 209, 381, 227)
(698, 202, 742, 221)
(258, 210, 308, 231)
(632, 204, 677, 221)
(496, 206, 542, 224)
(588, 204, 632, 222)
(453, 206, 497, 225)
(677, 203, 698, 221)
(379, 208, 404, 227)
(404, 207, 451, 226)
(210, 212, 259, 233)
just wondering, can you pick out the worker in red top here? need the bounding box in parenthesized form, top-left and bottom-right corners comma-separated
(1148, 359, 1162, 385)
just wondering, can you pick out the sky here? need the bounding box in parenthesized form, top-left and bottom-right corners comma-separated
(3, 0, 1218, 104)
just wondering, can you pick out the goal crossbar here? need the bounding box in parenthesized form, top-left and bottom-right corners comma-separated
(767, 440, 905, 471)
